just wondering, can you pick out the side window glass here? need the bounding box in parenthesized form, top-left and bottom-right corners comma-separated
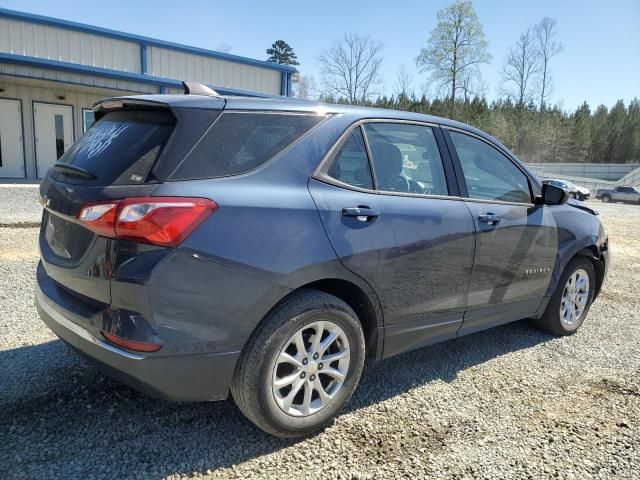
(449, 131, 532, 203)
(362, 123, 448, 195)
(327, 129, 373, 190)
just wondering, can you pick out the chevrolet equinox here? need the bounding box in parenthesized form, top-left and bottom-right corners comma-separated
(36, 84, 609, 437)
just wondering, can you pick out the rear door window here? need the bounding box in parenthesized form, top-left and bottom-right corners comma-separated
(57, 110, 174, 185)
(171, 112, 324, 180)
(363, 123, 449, 195)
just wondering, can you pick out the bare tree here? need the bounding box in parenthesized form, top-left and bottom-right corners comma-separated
(215, 43, 233, 54)
(459, 66, 487, 100)
(394, 65, 414, 98)
(291, 73, 316, 100)
(318, 33, 383, 104)
(534, 17, 563, 111)
(415, 0, 490, 114)
(500, 28, 539, 107)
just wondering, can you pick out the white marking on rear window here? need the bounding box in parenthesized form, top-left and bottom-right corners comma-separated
(77, 121, 130, 159)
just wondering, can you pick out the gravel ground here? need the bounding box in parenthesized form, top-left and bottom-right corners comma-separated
(0, 184, 41, 226)
(0, 186, 639, 479)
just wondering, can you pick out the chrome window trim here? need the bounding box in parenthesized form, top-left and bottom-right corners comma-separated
(313, 118, 540, 207)
(442, 125, 537, 207)
(313, 118, 466, 202)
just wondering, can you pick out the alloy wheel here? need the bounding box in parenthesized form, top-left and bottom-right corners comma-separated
(272, 321, 350, 417)
(559, 269, 590, 327)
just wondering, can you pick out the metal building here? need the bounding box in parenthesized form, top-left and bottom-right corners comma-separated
(0, 8, 296, 179)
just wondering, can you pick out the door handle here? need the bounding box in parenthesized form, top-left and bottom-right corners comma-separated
(342, 207, 379, 222)
(478, 213, 501, 225)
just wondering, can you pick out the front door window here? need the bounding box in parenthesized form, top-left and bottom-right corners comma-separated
(449, 131, 531, 204)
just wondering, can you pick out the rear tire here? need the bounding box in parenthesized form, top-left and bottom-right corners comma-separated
(534, 257, 596, 336)
(230, 290, 365, 438)
(601, 195, 611, 203)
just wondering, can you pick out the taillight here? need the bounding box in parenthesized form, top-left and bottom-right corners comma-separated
(77, 197, 217, 247)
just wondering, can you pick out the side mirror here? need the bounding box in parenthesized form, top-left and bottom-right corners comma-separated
(536, 183, 568, 206)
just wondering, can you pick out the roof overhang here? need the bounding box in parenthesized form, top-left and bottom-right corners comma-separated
(0, 53, 279, 98)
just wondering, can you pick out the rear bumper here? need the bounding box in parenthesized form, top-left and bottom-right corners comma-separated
(36, 277, 239, 402)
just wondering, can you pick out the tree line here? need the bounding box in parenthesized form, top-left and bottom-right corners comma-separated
(264, 1, 639, 164)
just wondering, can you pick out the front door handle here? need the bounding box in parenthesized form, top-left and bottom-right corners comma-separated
(478, 213, 501, 225)
(342, 206, 379, 222)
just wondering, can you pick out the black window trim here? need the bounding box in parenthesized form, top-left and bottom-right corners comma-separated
(441, 126, 541, 207)
(313, 118, 463, 201)
(167, 109, 331, 182)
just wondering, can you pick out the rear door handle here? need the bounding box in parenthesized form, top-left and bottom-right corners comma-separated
(342, 207, 379, 222)
(478, 213, 501, 225)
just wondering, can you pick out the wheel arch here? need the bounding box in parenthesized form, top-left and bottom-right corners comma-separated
(574, 246, 606, 299)
(548, 245, 606, 302)
(243, 274, 385, 361)
(298, 278, 383, 359)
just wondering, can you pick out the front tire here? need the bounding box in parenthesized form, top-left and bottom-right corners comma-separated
(231, 290, 365, 438)
(601, 195, 611, 203)
(535, 257, 596, 336)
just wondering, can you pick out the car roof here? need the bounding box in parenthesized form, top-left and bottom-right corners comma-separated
(95, 93, 539, 184)
(97, 93, 497, 143)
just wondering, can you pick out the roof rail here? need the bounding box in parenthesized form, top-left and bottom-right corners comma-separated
(182, 81, 220, 96)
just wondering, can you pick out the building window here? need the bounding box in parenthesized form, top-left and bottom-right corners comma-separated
(82, 109, 95, 133)
(54, 114, 65, 160)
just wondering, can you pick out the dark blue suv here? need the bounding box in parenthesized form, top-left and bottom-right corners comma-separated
(36, 86, 609, 437)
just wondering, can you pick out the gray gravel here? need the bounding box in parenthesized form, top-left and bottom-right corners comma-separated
(0, 187, 639, 479)
(0, 184, 41, 226)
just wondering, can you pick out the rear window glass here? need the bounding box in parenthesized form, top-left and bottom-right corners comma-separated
(170, 112, 324, 180)
(57, 110, 174, 185)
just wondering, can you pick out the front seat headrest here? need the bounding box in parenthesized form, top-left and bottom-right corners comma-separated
(370, 142, 403, 178)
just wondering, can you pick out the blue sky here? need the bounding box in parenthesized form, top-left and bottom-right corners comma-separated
(2, 0, 639, 110)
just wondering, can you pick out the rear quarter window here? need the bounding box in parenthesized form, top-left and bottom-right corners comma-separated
(170, 112, 324, 180)
(57, 110, 174, 185)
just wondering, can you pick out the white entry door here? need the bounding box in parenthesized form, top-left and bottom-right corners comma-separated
(34, 103, 73, 178)
(0, 99, 25, 178)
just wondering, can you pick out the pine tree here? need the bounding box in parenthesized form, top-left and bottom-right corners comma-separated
(266, 40, 300, 66)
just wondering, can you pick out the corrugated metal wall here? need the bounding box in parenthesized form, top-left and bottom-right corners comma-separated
(0, 17, 141, 73)
(147, 46, 281, 95)
(0, 63, 158, 94)
(0, 76, 134, 178)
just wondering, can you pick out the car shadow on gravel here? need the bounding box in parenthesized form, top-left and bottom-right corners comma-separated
(349, 320, 553, 412)
(0, 320, 552, 479)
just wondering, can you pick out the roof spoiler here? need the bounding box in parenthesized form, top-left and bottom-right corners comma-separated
(182, 81, 220, 96)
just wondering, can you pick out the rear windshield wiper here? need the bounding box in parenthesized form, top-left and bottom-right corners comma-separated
(52, 163, 97, 180)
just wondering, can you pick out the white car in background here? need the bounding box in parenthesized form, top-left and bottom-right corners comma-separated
(542, 179, 591, 201)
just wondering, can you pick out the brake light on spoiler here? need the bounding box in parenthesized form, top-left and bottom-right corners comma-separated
(77, 197, 217, 247)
